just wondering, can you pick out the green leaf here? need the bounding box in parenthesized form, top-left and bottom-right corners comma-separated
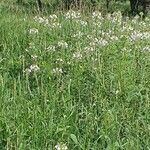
(70, 134, 78, 145)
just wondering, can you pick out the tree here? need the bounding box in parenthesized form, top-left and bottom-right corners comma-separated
(106, 0, 109, 9)
(37, 0, 42, 12)
(129, 0, 150, 15)
(16, 0, 42, 12)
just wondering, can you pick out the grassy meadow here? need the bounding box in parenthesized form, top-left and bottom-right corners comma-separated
(0, 0, 150, 149)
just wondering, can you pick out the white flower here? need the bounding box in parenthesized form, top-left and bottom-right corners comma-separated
(29, 42, 35, 49)
(115, 90, 119, 94)
(112, 11, 122, 24)
(92, 11, 103, 20)
(29, 28, 38, 34)
(50, 22, 62, 29)
(34, 16, 48, 25)
(142, 46, 150, 52)
(75, 20, 87, 26)
(67, 61, 71, 65)
(84, 46, 95, 53)
(132, 15, 140, 24)
(30, 64, 40, 72)
(31, 55, 38, 59)
(56, 58, 64, 64)
(55, 143, 68, 150)
(106, 13, 112, 20)
(65, 10, 81, 19)
(130, 31, 150, 41)
(99, 38, 108, 46)
(109, 35, 119, 41)
(73, 52, 82, 60)
(87, 35, 93, 40)
(25, 49, 29, 52)
(24, 68, 32, 73)
(49, 14, 58, 21)
(93, 21, 102, 27)
(130, 31, 143, 40)
(52, 68, 63, 74)
(89, 38, 108, 47)
(72, 31, 83, 38)
(34, 16, 44, 23)
(122, 47, 132, 52)
(79, 20, 87, 26)
(58, 41, 68, 49)
(25, 64, 40, 73)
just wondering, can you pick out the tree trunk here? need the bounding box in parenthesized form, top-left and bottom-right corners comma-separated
(129, 0, 139, 15)
(37, 0, 42, 12)
(106, 0, 109, 9)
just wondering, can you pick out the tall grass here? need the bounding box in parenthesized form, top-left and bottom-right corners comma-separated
(0, 1, 150, 150)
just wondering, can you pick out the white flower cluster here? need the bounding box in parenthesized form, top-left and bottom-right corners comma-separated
(29, 28, 39, 34)
(25, 64, 40, 73)
(48, 14, 61, 29)
(52, 68, 63, 74)
(92, 21, 102, 27)
(130, 31, 150, 41)
(72, 51, 83, 60)
(58, 41, 68, 49)
(65, 10, 81, 19)
(121, 47, 132, 52)
(33, 15, 61, 29)
(48, 22, 62, 29)
(139, 21, 147, 28)
(101, 30, 113, 36)
(131, 15, 140, 24)
(109, 35, 119, 41)
(34, 16, 49, 25)
(92, 11, 103, 20)
(84, 46, 95, 53)
(31, 55, 38, 59)
(56, 58, 64, 64)
(49, 14, 58, 21)
(72, 31, 83, 38)
(75, 19, 87, 27)
(142, 46, 150, 52)
(89, 38, 108, 47)
(55, 143, 68, 150)
(111, 11, 122, 24)
(121, 25, 134, 32)
(106, 13, 112, 20)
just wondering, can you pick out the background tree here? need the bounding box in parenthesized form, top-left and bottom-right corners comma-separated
(37, 0, 42, 12)
(16, 0, 42, 12)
